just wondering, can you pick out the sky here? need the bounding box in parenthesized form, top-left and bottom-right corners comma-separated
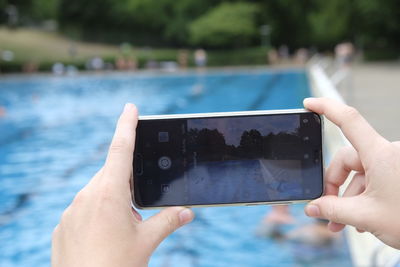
(187, 114, 299, 146)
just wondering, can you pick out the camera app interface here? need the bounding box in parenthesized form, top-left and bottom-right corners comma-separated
(134, 113, 322, 207)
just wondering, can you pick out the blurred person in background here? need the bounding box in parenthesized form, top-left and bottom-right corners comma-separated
(278, 45, 289, 61)
(5, 4, 18, 28)
(0, 106, 6, 118)
(194, 49, 207, 68)
(115, 55, 137, 71)
(293, 48, 309, 65)
(263, 205, 295, 225)
(259, 205, 338, 246)
(267, 48, 279, 65)
(332, 42, 355, 100)
(178, 49, 189, 69)
(86, 56, 104, 71)
(115, 43, 138, 71)
(257, 205, 295, 240)
(334, 42, 355, 68)
(22, 61, 39, 73)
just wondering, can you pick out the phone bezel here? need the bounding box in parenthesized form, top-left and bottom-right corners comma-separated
(131, 108, 324, 209)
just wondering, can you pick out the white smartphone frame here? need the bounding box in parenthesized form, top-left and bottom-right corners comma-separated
(132, 108, 324, 209)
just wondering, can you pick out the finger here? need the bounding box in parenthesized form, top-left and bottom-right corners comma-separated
(131, 207, 142, 221)
(342, 173, 365, 197)
(103, 103, 138, 188)
(393, 141, 400, 148)
(86, 167, 104, 186)
(305, 195, 370, 230)
(304, 97, 388, 164)
(324, 146, 363, 195)
(328, 221, 345, 232)
(324, 169, 366, 232)
(139, 207, 194, 251)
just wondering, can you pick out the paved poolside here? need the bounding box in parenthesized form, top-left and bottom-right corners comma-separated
(343, 63, 400, 141)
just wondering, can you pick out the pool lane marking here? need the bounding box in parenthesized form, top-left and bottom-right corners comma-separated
(248, 73, 282, 110)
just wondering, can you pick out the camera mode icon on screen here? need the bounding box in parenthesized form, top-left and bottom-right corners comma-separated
(158, 156, 172, 170)
(161, 184, 171, 193)
(158, 131, 169, 142)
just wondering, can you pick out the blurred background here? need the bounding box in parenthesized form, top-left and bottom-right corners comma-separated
(0, 0, 400, 72)
(1, 0, 399, 266)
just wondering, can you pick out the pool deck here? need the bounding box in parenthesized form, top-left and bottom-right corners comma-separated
(340, 62, 400, 142)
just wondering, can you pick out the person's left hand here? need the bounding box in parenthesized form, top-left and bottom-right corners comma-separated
(52, 103, 194, 267)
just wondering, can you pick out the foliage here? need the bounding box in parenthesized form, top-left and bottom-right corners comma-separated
(30, 0, 59, 21)
(206, 47, 268, 66)
(163, 0, 223, 45)
(1, 0, 58, 23)
(308, 0, 352, 48)
(354, 0, 400, 49)
(189, 2, 258, 48)
(256, 0, 316, 49)
(363, 49, 400, 61)
(0, 1, 5, 24)
(57, 0, 221, 45)
(2, 0, 400, 59)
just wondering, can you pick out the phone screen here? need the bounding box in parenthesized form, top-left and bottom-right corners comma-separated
(133, 111, 323, 208)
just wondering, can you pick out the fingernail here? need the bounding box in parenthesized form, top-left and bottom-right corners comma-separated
(124, 103, 133, 112)
(179, 208, 194, 225)
(132, 209, 142, 221)
(306, 204, 320, 217)
(303, 97, 315, 106)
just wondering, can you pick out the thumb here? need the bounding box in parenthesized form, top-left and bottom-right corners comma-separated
(140, 207, 194, 251)
(305, 195, 368, 230)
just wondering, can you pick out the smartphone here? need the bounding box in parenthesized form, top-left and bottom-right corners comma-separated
(132, 109, 323, 209)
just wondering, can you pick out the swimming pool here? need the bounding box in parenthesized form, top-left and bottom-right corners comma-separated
(0, 69, 352, 266)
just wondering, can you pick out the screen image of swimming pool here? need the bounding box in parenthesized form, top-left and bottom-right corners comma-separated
(0, 69, 352, 266)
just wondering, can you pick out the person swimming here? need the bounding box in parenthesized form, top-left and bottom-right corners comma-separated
(257, 205, 338, 246)
(0, 106, 6, 118)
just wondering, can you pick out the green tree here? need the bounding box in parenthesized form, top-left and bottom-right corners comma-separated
(0, 0, 58, 25)
(0, 0, 6, 23)
(195, 128, 226, 161)
(308, 0, 353, 48)
(116, 0, 221, 45)
(256, 0, 316, 49)
(189, 2, 259, 48)
(58, 0, 117, 30)
(354, 0, 400, 49)
(163, 0, 223, 45)
(5, 0, 400, 55)
(239, 129, 263, 157)
(31, 0, 59, 20)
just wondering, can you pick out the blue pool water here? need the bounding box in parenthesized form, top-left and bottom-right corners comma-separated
(0, 69, 352, 266)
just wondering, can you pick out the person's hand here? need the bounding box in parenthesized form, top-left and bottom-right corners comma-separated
(52, 103, 194, 267)
(303, 97, 400, 249)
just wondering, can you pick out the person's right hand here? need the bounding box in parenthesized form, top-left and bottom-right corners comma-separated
(52, 104, 194, 267)
(303, 97, 400, 249)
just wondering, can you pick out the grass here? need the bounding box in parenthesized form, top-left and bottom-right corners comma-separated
(0, 27, 269, 73)
(0, 27, 119, 62)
